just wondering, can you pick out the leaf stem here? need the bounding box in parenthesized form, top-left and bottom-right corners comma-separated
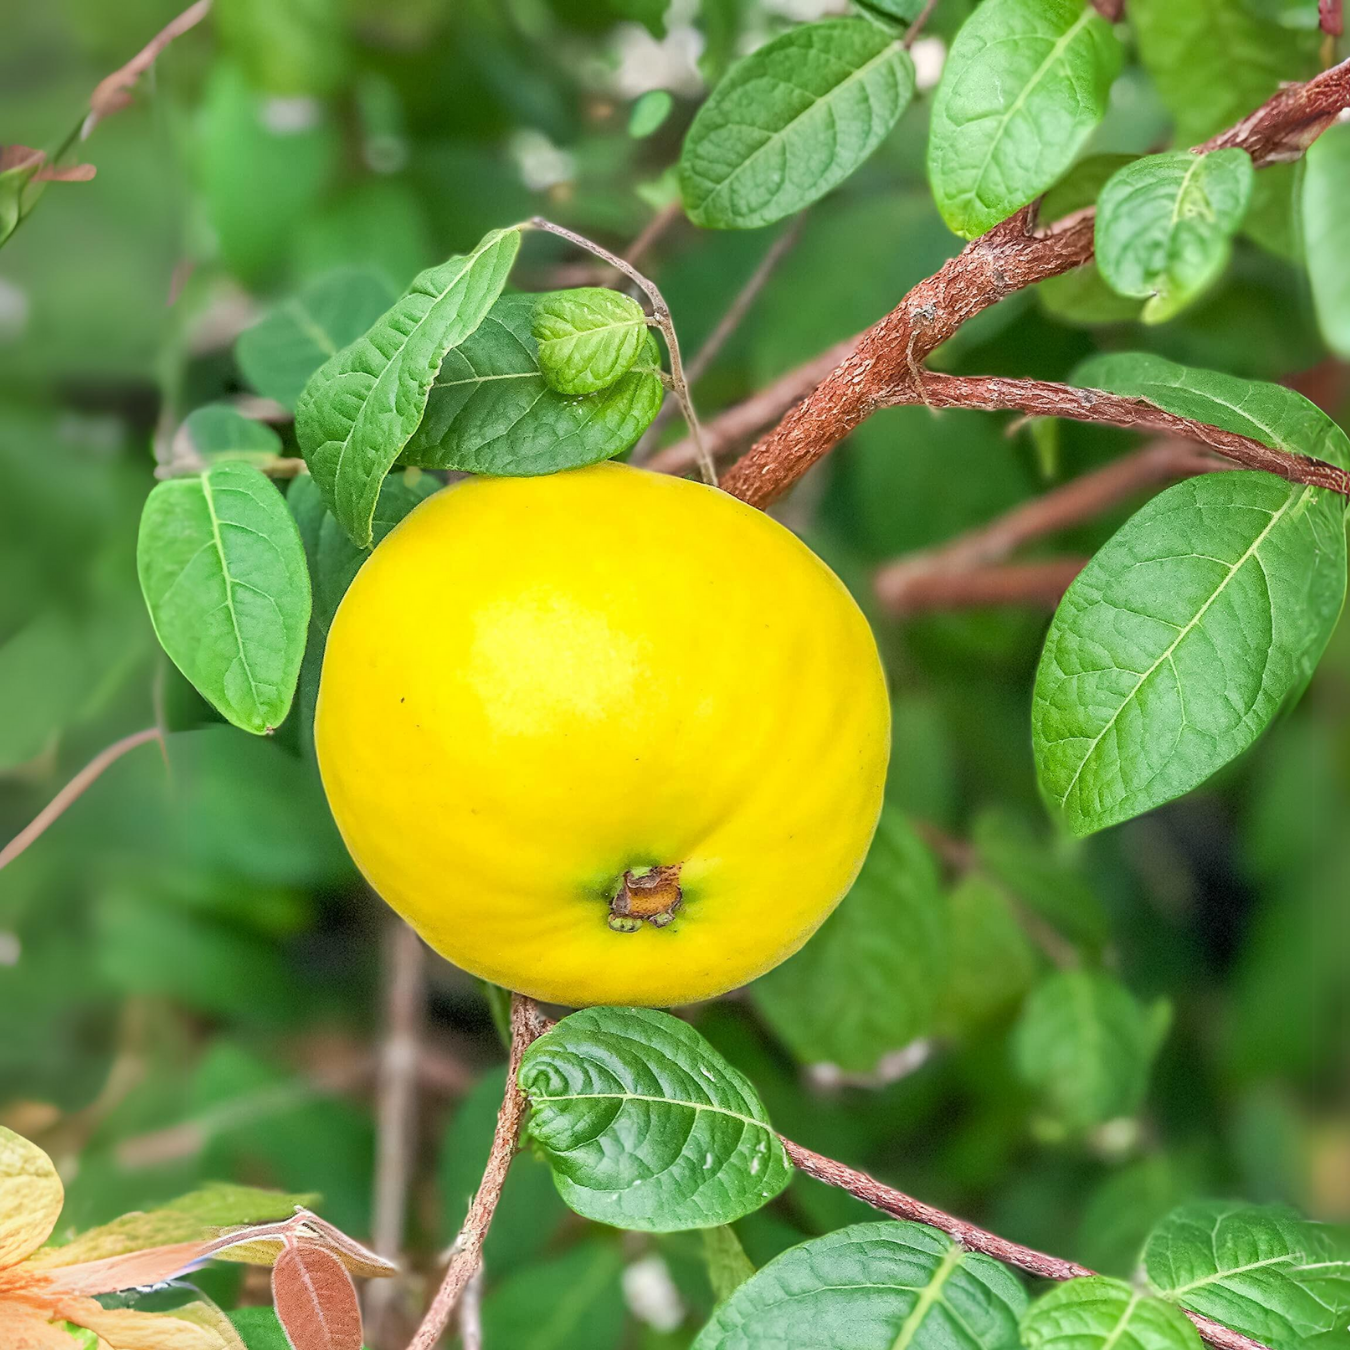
(405, 993, 549, 1350)
(903, 0, 942, 48)
(527, 217, 716, 487)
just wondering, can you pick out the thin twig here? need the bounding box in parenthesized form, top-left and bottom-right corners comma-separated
(366, 920, 427, 1348)
(0, 727, 162, 872)
(633, 216, 805, 463)
(625, 200, 683, 270)
(874, 440, 1225, 613)
(903, 0, 942, 47)
(528, 217, 715, 486)
(780, 1137, 1272, 1350)
(875, 558, 1088, 614)
(406, 995, 548, 1350)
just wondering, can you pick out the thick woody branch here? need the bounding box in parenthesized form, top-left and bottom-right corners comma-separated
(875, 439, 1225, 614)
(711, 58, 1350, 510)
(781, 1138, 1273, 1350)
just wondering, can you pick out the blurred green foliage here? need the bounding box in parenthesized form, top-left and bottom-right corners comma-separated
(2, 0, 1349, 1346)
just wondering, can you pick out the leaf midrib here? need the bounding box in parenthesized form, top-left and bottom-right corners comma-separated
(1165, 1251, 1299, 1297)
(1056, 486, 1303, 811)
(962, 6, 1098, 214)
(199, 474, 265, 724)
(694, 35, 903, 216)
(529, 1090, 772, 1135)
(889, 1243, 964, 1350)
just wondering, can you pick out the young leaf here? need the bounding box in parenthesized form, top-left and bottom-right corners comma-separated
(1012, 970, 1168, 1132)
(1034, 355, 1350, 834)
(0, 1126, 63, 1266)
(236, 268, 396, 412)
(137, 462, 312, 735)
(1303, 122, 1350, 360)
(295, 226, 520, 547)
(518, 1006, 792, 1231)
(270, 1242, 363, 1350)
(532, 288, 649, 395)
(1095, 150, 1254, 323)
(752, 809, 949, 1073)
(927, 0, 1122, 239)
(403, 293, 663, 475)
(680, 18, 916, 229)
(1145, 1202, 1350, 1350)
(693, 1220, 1027, 1350)
(182, 405, 284, 466)
(1022, 1277, 1203, 1350)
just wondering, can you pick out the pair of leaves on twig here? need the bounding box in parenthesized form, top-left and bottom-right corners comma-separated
(0, 1125, 391, 1350)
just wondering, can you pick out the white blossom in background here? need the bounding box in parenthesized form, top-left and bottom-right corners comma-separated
(259, 96, 322, 135)
(910, 37, 946, 92)
(762, 0, 847, 20)
(622, 1254, 685, 1332)
(610, 0, 705, 98)
(0, 932, 19, 967)
(508, 128, 576, 192)
(0, 277, 29, 344)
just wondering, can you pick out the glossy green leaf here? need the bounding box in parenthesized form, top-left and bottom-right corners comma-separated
(1022, 1277, 1202, 1350)
(532, 288, 649, 395)
(1034, 354, 1350, 834)
(927, 0, 1122, 239)
(752, 809, 948, 1073)
(295, 226, 520, 547)
(137, 462, 311, 735)
(181, 405, 283, 467)
(693, 1220, 1027, 1350)
(519, 1006, 792, 1232)
(1145, 1202, 1350, 1350)
(1303, 122, 1350, 360)
(1012, 969, 1168, 1132)
(1095, 150, 1254, 322)
(1129, 0, 1319, 145)
(680, 18, 915, 229)
(236, 268, 396, 411)
(403, 293, 663, 474)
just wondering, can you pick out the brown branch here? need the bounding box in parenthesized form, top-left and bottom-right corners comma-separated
(712, 57, 1350, 509)
(875, 439, 1225, 613)
(781, 1137, 1272, 1350)
(903, 0, 942, 47)
(1090, 0, 1125, 20)
(625, 200, 684, 270)
(876, 558, 1088, 614)
(0, 727, 162, 872)
(406, 994, 548, 1350)
(366, 921, 427, 1348)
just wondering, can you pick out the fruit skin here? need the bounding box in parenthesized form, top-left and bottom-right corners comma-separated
(316, 462, 890, 1007)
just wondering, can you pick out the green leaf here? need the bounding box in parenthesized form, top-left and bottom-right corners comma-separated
(927, 0, 1122, 239)
(403, 293, 663, 474)
(295, 226, 521, 547)
(1095, 150, 1254, 323)
(680, 18, 916, 229)
(236, 267, 397, 412)
(703, 1226, 756, 1304)
(752, 809, 948, 1073)
(1129, 0, 1319, 146)
(229, 1308, 292, 1350)
(1304, 122, 1350, 360)
(1022, 1277, 1203, 1350)
(1145, 1202, 1350, 1350)
(532, 288, 650, 395)
(482, 1242, 627, 1350)
(1034, 355, 1350, 834)
(181, 405, 284, 467)
(1012, 969, 1168, 1132)
(519, 1006, 792, 1232)
(630, 89, 674, 138)
(693, 1220, 1027, 1350)
(137, 462, 311, 735)
(938, 874, 1039, 1036)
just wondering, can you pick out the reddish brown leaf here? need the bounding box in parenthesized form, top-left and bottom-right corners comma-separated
(43, 1239, 219, 1296)
(86, 0, 211, 131)
(33, 164, 95, 183)
(0, 147, 44, 177)
(271, 1243, 363, 1350)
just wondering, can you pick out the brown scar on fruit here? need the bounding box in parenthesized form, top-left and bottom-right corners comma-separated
(608, 864, 682, 932)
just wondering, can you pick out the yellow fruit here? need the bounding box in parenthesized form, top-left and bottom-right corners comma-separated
(315, 462, 889, 1006)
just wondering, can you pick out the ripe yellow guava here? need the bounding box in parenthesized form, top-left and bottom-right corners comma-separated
(315, 462, 889, 1006)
